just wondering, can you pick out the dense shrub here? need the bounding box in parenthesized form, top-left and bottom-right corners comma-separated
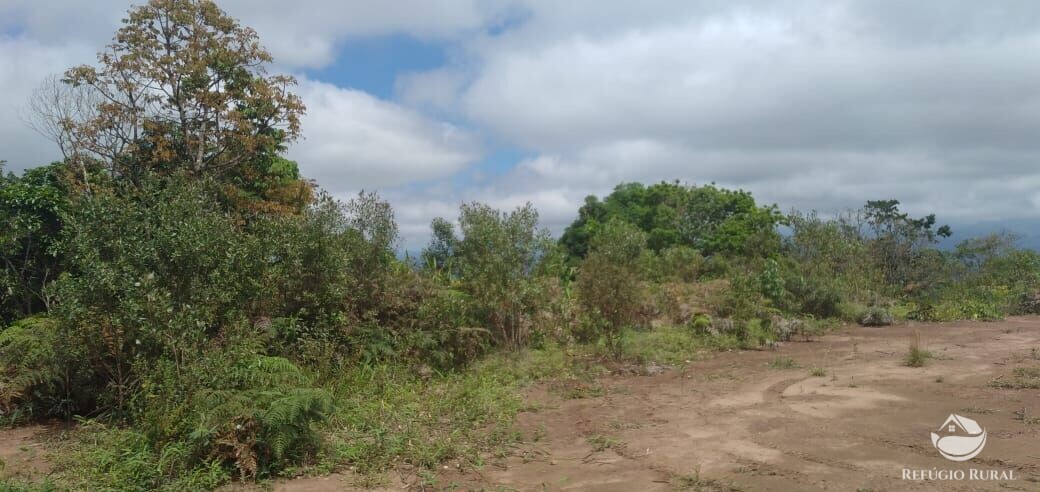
(0, 163, 67, 325)
(138, 335, 332, 479)
(577, 220, 648, 357)
(1, 177, 345, 477)
(560, 181, 784, 259)
(0, 316, 82, 421)
(423, 203, 556, 350)
(639, 245, 704, 283)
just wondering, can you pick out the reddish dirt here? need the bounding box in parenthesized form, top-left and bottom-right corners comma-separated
(0, 424, 53, 482)
(358, 317, 1040, 491)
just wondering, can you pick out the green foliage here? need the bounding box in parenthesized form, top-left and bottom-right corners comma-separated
(422, 202, 555, 350)
(904, 331, 931, 367)
(715, 272, 773, 320)
(18, 0, 1040, 488)
(619, 325, 705, 365)
(862, 199, 951, 289)
(577, 219, 648, 357)
(0, 163, 67, 324)
(2, 159, 1039, 492)
(0, 316, 79, 422)
(990, 366, 1040, 389)
(784, 210, 882, 306)
(769, 356, 799, 369)
(47, 177, 262, 416)
(639, 245, 704, 283)
(53, 420, 230, 491)
(166, 354, 332, 478)
(322, 346, 576, 473)
(560, 181, 783, 259)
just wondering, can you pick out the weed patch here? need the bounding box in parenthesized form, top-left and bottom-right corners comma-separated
(904, 331, 932, 367)
(586, 434, 622, 453)
(768, 357, 799, 369)
(990, 366, 1040, 389)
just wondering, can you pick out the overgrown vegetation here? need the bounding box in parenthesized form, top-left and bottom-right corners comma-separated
(2, 1, 1039, 489)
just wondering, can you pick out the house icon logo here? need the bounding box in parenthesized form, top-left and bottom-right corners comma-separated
(931, 414, 986, 461)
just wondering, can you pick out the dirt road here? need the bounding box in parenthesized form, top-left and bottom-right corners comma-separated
(431, 317, 1040, 491)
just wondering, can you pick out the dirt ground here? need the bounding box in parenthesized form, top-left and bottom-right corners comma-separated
(335, 317, 1040, 491)
(0, 424, 53, 483)
(6, 318, 1040, 491)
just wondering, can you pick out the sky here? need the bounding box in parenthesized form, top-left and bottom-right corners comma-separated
(2, 0, 1040, 250)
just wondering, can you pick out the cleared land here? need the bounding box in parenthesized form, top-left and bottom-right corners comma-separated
(5, 318, 1040, 491)
(395, 317, 1038, 490)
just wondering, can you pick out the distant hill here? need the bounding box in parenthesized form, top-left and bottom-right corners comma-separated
(939, 218, 1040, 251)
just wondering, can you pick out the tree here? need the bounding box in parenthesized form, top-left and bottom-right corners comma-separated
(423, 203, 555, 349)
(561, 181, 783, 259)
(861, 199, 952, 288)
(0, 163, 67, 324)
(577, 219, 647, 357)
(60, 0, 304, 184)
(22, 76, 107, 192)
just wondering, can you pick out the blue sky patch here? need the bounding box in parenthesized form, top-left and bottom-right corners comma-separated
(303, 34, 448, 100)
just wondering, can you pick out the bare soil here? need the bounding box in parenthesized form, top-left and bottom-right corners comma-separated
(368, 317, 1040, 491)
(0, 424, 54, 483)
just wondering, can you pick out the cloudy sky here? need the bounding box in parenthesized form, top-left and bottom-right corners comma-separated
(2, 1, 1039, 249)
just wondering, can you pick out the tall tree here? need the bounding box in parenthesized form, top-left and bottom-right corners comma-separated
(560, 181, 783, 259)
(61, 0, 304, 182)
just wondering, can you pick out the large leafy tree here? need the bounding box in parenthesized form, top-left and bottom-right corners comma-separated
(561, 181, 784, 259)
(0, 162, 67, 324)
(63, 0, 304, 176)
(50, 0, 310, 213)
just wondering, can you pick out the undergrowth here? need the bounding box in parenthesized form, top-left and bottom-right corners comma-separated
(46, 344, 584, 489)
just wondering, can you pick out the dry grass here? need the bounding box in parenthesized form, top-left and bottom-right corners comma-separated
(904, 330, 932, 367)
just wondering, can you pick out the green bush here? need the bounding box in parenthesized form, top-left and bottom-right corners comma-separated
(0, 316, 81, 422)
(423, 203, 556, 350)
(640, 245, 704, 282)
(715, 272, 773, 320)
(577, 219, 648, 358)
(786, 274, 843, 319)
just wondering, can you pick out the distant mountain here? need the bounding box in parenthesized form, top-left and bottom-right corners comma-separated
(939, 218, 1040, 251)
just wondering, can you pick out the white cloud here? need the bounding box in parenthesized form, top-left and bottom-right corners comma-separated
(0, 36, 93, 168)
(5, 0, 1040, 248)
(395, 68, 468, 111)
(382, 0, 1040, 245)
(289, 79, 481, 192)
(0, 0, 514, 69)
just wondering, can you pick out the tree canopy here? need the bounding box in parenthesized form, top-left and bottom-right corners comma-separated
(560, 181, 784, 259)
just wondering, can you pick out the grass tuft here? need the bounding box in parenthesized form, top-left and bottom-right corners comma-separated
(903, 330, 932, 367)
(990, 366, 1040, 389)
(768, 356, 799, 369)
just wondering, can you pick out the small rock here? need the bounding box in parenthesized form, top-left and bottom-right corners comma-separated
(643, 362, 668, 376)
